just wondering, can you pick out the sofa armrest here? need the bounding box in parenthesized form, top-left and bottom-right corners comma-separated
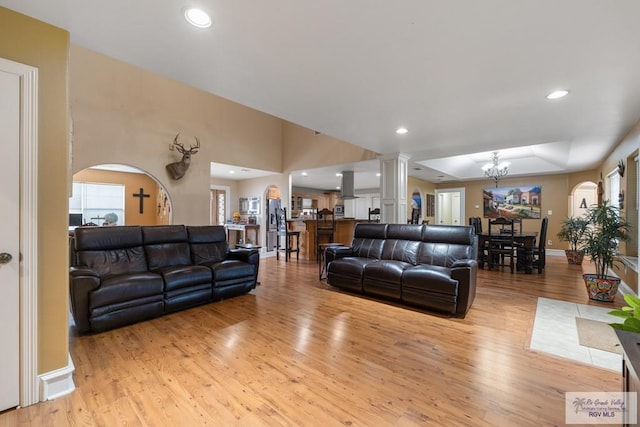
(325, 246, 353, 264)
(69, 266, 101, 333)
(450, 259, 478, 317)
(228, 248, 258, 263)
(228, 249, 260, 278)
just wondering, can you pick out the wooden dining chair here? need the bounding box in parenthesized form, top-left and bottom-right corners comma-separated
(488, 217, 518, 273)
(532, 217, 548, 273)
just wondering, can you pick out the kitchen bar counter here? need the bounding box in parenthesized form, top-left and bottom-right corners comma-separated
(303, 218, 370, 259)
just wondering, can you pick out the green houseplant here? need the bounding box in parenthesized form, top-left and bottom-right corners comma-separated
(556, 216, 589, 265)
(582, 200, 631, 302)
(609, 294, 640, 333)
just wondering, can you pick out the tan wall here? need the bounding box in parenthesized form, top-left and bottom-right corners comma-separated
(282, 122, 379, 172)
(436, 174, 571, 251)
(0, 7, 69, 373)
(596, 119, 640, 292)
(73, 168, 169, 225)
(69, 45, 284, 225)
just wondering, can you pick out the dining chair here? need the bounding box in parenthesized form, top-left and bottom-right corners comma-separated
(532, 217, 548, 273)
(488, 217, 518, 273)
(469, 217, 486, 268)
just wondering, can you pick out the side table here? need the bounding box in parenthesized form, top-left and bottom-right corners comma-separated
(319, 242, 343, 280)
(236, 244, 262, 285)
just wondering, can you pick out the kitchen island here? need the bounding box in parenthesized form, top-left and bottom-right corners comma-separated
(303, 218, 368, 259)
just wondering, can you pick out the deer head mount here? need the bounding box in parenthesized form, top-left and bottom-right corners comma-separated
(166, 133, 200, 180)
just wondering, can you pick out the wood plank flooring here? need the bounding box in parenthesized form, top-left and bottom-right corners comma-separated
(0, 255, 627, 426)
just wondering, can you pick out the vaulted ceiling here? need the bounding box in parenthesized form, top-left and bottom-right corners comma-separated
(4, 1, 640, 190)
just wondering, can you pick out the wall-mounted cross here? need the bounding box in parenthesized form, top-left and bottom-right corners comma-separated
(132, 187, 150, 214)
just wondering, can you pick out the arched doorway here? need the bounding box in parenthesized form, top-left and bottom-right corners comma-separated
(71, 164, 172, 226)
(411, 189, 422, 223)
(569, 181, 598, 218)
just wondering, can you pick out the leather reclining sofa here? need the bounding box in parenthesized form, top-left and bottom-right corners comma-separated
(70, 224, 259, 333)
(325, 223, 477, 317)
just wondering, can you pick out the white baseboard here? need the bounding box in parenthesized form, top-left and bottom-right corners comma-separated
(546, 249, 565, 257)
(39, 354, 75, 401)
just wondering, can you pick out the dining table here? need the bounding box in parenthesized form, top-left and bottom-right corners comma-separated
(477, 231, 538, 273)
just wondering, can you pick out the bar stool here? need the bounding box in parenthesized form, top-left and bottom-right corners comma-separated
(276, 207, 300, 261)
(315, 208, 335, 262)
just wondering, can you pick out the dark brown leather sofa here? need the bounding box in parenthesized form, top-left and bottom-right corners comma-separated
(69, 225, 259, 333)
(325, 223, 477, 317)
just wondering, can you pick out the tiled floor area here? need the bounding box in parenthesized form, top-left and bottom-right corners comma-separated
(530, 297, 622, 371)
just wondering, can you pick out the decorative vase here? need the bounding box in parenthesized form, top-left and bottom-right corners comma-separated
(583, 273, 621, 302)
(564, 250, 584, 265)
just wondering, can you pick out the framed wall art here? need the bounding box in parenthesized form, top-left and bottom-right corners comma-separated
(483, 185, 541, 219)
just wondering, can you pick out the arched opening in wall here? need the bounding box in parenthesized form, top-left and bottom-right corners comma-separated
(71, 164, 172, 227)
(411, 188, 422, 224)
(265, 185, 282, 252)
(569, 181, 597, 218)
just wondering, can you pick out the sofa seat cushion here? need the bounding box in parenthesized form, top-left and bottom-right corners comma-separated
(362, 260, 412, 300)
(206, 260, 255, 283)
(329, 257, 378, 278)
(153, 265, 212, 291)
(364, 260, 412, 284)
(91, 273, 164, 308)
(402, 265, 458, 296)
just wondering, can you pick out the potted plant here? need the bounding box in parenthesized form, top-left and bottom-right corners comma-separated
(609, 294, 640, 332)
(582, 200, 631, 302)
(556, 216, 589, 265)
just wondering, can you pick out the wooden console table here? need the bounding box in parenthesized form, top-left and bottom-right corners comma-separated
(224, 224, 260, 247)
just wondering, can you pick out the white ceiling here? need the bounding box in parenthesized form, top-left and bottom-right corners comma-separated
(6, 1, 640, 190)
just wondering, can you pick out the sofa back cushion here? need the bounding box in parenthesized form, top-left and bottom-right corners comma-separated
(351, 223, 387, 259)
(142, 225, 191, 270)
(417, 225, 476, 267)
(74, 226, 148, 277)
(381, 224, 422, 264)
(187, 225, 229, 264)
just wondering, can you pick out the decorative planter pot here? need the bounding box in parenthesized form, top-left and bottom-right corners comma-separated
(583, 274, 621, 302)
(565, 250, 584, 265)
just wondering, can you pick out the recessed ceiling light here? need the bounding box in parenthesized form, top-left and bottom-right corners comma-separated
(396, 127, 408, 135)
(229, 170, 235, 174)
(301, 172, 308, 177)
(546, 89, 569, 100)
(336, 186, 341, 190)
(336, 173, 343, 177)
(184, 8, 212, 28)
(376, 173, 381, 177)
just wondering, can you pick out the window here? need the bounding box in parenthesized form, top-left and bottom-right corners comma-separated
(210, 188, 227, 225)
(608, 170, 620, 209)
(70, 182, 125, 226)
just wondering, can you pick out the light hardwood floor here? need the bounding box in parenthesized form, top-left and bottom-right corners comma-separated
(0, 255, 627, 426)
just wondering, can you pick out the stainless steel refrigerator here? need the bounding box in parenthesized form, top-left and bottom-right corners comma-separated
(266, 198, 281, 251)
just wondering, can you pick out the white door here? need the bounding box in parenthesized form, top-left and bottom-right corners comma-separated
(0, 68, 21, 410)
(435, 188, 465, 226)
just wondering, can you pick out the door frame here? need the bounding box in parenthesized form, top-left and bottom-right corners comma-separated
(434, 187, 465, 226)
(1, 57, 39, 407)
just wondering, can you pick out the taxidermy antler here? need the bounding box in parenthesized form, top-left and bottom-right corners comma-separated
(166, 133, 200, 180)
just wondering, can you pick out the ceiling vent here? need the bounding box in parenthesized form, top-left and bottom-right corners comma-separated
(340, 171, 359, 199)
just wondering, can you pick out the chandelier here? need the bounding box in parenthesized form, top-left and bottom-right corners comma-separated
(482, 152, 510, 187)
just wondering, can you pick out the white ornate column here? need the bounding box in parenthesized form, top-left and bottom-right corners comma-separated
(379, 153, 410, 224)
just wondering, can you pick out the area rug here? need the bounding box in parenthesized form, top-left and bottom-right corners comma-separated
(575, 317, 622, 354)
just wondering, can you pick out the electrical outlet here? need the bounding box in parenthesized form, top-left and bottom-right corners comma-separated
(547, 210, 552, 215)
(547, 239, 552, 246)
